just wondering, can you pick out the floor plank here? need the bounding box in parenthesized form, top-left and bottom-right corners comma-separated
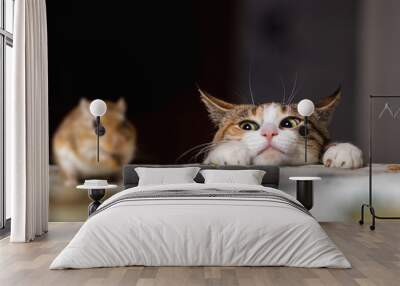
(0, 222, 399, 286)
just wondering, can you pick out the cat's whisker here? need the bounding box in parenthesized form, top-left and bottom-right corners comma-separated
(195, 145, 219, 156)
(189, 147, 216, 163)
(280, 75, 286, 105)
(176, 142, 221, 163)
(248, 61, 256, 105)
(290, 78, 304, 105)
(287, 72, 298, 105)
(190, 140, 232, 162)
(193, 146, 220, 162)
(176, 142, 215, 157)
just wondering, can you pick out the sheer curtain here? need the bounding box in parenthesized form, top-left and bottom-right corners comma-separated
(7, 0, 49, 242)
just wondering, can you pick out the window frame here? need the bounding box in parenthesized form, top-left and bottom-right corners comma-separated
(0, 0, 13, 231)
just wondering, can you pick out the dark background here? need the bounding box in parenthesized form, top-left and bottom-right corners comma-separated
(235, 0, 358, 142)
(47, 0, 237, 164)
(49, 0, 397, 164)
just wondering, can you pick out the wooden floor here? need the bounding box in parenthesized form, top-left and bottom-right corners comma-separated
(0, 222, 399, 286)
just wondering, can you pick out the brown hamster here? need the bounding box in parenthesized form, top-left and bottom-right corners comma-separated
(53, 98, 137, 185)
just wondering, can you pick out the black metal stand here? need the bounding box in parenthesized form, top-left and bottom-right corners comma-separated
(296, 181, 313, 210)
(88, 189, 105, 216)
(94, 116, 106, 162)
(304, 116, 308, 162)
(359, 95, 400, 230)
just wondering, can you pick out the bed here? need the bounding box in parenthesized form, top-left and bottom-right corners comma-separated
(50, 164, 350, 269)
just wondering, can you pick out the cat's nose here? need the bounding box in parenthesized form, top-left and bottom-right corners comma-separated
(261, 124, 278, 141)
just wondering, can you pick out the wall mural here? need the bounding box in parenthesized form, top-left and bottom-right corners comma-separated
(47, 1, 400, 222)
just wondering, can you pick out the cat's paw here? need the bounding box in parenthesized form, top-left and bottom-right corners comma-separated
(322, 143, 363, 169)
(204, 142, 251, 165)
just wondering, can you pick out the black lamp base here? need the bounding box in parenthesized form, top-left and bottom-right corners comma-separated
(93, 117, 106, 136)
(93, 116, 106, 162)
(296, 181, 313, 210)
(88, 189, 106, 215)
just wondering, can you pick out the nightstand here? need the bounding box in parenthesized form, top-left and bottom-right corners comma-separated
(77, 183, 118, 215)
(289, 177, 321, 210)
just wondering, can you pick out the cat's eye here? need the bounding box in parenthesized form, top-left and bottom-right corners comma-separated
(239, 120, 260, 131)
(279, 117, 301, 129)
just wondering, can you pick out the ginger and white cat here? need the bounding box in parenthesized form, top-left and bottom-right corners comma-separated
(200, 88, 363, 168)
(53, 98, 137, 185)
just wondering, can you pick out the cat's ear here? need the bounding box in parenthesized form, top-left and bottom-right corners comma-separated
(117, 98, 127, 113)
(315, 87, 342, 124)
(199, 89, 235, 126)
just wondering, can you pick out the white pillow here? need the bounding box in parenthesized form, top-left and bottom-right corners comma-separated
(200, 169, 266, 185)
(135, 167, 201, 186)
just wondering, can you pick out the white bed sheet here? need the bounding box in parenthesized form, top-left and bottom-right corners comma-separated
(50, 183, 350, 269)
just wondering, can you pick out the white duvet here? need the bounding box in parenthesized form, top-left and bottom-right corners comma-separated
(50, 183, 350, 269)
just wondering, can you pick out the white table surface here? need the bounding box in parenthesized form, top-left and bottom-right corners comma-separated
(76, 184, 118, 190)
(280, 164, 400, 222)
(289, 177, 322, 181)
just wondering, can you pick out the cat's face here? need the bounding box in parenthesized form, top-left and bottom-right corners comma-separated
(201, 89, 341, 165)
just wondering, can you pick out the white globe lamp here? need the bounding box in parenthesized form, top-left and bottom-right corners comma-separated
(298, 99, 315, 117)
(90, 99, 107, 117)
(298, 99, 315, 163)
